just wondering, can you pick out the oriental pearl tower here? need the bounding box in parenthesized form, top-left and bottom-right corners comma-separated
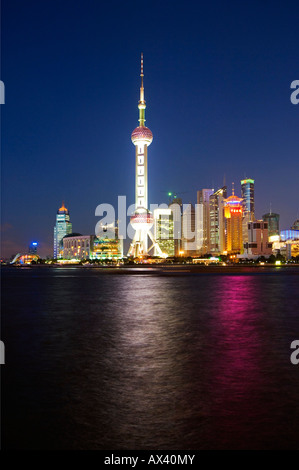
(128, 54, 162, 258)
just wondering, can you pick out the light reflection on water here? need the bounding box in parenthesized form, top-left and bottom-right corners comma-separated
(2, 267, 299, 449)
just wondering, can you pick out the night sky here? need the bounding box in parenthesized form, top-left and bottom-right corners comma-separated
(1, 0, 298, 258)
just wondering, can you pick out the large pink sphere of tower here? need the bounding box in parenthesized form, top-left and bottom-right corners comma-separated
(131, 126, 153, 146)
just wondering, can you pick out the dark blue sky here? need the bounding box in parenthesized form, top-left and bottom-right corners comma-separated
(1, 0, 298, 257)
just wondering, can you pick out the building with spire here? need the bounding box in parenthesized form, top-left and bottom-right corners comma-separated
(128, 54, 162, 257)
(54, 202, 72, 258)
(224, 184, 243, 254)
(262, 211, 280, 237)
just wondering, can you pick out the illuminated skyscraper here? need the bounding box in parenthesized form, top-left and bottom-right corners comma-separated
(209, 186, 227, 254)
(181, 203, 196, 256)
(241, 178, 255, 246)
(128, 54, 162, 257)
(224, 186, 243, 254)
(54, 202, 72, 258)
(168, 194, 183, 255)
(241, 178, 255, 220)
(154, 208, 175, 257)
(197, 189, 214, 254)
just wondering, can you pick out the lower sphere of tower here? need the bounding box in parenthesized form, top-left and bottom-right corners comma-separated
(130, 212, 154, 231)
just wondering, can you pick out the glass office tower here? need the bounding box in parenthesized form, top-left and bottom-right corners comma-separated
(262, 212, 280, 237)
(241, 178, 255, 220)
(54, 202, 73, 258)
(154, 208, 175, 257)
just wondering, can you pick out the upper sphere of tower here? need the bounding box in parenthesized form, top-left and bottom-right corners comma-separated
(131, 126, 153, 146)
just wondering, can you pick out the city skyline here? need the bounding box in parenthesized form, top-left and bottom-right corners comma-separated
(1, 1, 299, 259)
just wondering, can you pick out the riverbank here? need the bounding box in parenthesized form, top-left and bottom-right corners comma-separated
(3, 263, 299, 275)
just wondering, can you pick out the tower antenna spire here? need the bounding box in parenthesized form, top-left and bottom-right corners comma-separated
(138, 53, 146, 126)
(140, 52, 144, 78)
(140, 53, 144, 102)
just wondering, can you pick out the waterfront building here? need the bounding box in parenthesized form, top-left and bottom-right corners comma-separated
(63, 229, 123, 261)
(243, 220, 272, 258)
(63, 234, 91, 260)
(280, 230, 299, 241)
(128, 54, 162, 257)
(54, 202, 72, 258)
(271, 234, 299, 259)
(92, 225, 123, 260)
(209, 186, 227, 255)
(197, 189, 214, 254)
(153, 208, 175, 257)
(224, 187, 243, 254)
(10, 253, 39, 265)
(262, 212, 280, 238)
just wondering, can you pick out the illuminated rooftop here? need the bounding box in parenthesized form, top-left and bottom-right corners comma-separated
(225, 194, 243, 205)
(58, 201, 69, 214)
(241, 178, 255, 185)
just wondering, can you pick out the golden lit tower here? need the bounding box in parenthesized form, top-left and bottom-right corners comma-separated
(128, 54, 162, 257)
(224, 184, 244, 254)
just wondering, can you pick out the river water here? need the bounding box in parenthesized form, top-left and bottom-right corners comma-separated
(1, 265, 299, 449)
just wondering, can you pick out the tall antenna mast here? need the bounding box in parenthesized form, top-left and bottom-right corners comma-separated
(138, 52, 146, 126)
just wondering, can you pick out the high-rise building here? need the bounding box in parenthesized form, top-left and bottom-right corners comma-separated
(181, 203, 196, 256)
(197, 189, 214, 254)
(209, 186, 227, 254)
(243, 220, 272, 257)
(169, 196, 183, 255)
(224, 187, 243, 254)
(54, 202, 72, 258)
(262, 212, 280, 237)
(241, 178, 255, 246)
(153, 208, 175, 257)
(241, 178, 255, 220)
(128, 54, 162, 257)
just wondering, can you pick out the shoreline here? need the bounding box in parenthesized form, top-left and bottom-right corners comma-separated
(2, 263, 299, 275)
